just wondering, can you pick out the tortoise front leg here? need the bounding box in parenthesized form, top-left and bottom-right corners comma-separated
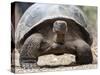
(74, 39, 93, 64)
(19, 33, 44, 69)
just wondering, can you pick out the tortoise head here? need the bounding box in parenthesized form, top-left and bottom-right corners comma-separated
(53, 20, 68, 44)
(53, 20, 68, 34)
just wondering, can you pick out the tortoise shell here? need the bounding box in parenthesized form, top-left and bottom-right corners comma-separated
(15, 3, 92, 49)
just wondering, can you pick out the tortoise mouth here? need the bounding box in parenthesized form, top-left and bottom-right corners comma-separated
(53, 20, 68, 34)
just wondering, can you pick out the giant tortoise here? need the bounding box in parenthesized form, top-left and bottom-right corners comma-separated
(15, 3, 93, 69)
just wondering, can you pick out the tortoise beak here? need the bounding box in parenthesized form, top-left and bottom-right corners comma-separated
(53, 20, 68, 33)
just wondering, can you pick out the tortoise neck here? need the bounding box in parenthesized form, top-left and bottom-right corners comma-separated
(55, 33, 65, 44)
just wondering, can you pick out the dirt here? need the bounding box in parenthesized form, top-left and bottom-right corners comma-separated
(11, 64, 97, 73)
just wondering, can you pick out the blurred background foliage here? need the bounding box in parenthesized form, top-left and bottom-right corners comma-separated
(79, 6, 97, 30)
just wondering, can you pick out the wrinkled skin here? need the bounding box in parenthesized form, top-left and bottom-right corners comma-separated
(19, 20, 93, 69)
